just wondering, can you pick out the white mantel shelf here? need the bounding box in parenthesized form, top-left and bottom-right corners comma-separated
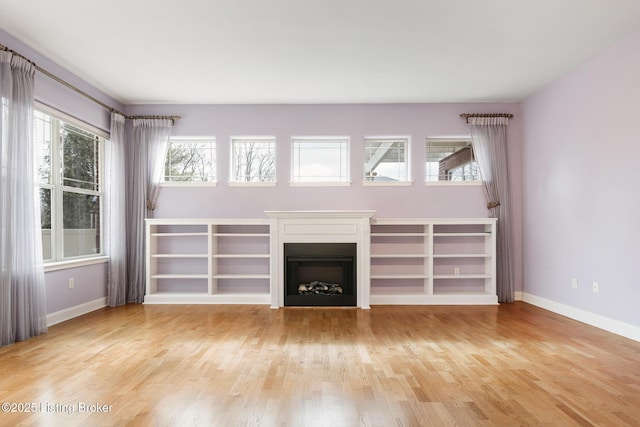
(265, 210, 377, 219)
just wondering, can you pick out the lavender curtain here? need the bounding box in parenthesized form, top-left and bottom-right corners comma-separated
(468, 116, 514, 302)
(126, 118, 173, 303)
(106, 112, 127, 307)
(0, 52, 47, 346)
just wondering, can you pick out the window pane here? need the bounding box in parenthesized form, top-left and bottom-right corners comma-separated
(426, 139, 479, 182)
(62, 192, 100, 257)
(292, 138, 349, 182)
(364, 138, 408, 182)
(40, 188, 52, 260)
(231, 138, 276, 182)
(34, 111, 52, 184)
(165, 140, 216, 182)
(61, 123, 100, 190)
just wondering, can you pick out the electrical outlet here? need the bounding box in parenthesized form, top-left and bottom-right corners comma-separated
(68, 277, 75, 289)
(454, 267, 461, 276)
(592, 281, 599, 293)
(571, 278, 578, 289)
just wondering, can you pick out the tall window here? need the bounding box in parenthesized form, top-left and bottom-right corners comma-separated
(364, 137, 410, 183)
(35, 109, 105, 261)
(291, 137, 350, 184)
(164, 138, 216, 183)
(426, 138, 480, 182)
(230, 137, 276, 183)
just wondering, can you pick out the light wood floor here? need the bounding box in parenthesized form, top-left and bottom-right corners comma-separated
(1, 303, 639, 426)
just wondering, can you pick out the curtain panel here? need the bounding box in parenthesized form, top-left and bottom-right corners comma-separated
(468, 116, 514, 303)
(0, 52, 47, 346)
(106, 112, 127, 307)
(125, 118, 173, 303)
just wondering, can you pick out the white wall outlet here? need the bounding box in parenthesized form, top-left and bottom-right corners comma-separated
(68, 277, 75, 289)
(571, 278, 578, 289)
(454, 267, 461, 276)
(592, 281, 599, 293)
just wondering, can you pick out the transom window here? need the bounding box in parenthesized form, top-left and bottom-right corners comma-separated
(164, 138, 216, 183)
(426, 138, 480, 182)
(230, 137, 276, 183)
(364, 137, 410, 183)
(291, 137, 350, 184)
(35, 108, 105, 261)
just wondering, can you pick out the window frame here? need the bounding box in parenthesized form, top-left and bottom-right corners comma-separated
(35, 104, 107, 265)
(229, 136, 277, 186)
(162, 136, 217, 186)
(363, 135, 412, 186)
(290, 136, 351, 186)
(425, 136, 482, 186)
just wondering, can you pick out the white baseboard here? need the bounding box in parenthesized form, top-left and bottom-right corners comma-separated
(47, 297, 107, 327)
(521, 292, 640, 343)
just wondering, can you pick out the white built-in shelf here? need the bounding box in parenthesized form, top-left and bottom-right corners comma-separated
(151, 274, 209, 279)
(212, 254, 270, 258)
(369, 218, 497, 305)
(145, 218, 271, 305)
(433, 254, 491, 258)
(152, 232, 208, 237)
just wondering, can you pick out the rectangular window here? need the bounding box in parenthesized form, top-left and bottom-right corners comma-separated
(426, 138, 480, 182)
(230, 137, 276, 183)
(35, 109, 105, 261)
(291, 137, 349, 184)
(164, 138, 216, 183)
(364, 137, 410, 183)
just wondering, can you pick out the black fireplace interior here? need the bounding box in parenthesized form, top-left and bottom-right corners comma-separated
(284, 243, 356, 307)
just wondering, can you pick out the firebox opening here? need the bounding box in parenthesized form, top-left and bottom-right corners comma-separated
(284, 243, 357, 307)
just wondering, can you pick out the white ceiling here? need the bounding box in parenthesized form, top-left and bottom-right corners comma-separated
(1, 0, 639, 105)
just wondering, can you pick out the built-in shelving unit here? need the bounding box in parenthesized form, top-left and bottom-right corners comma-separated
(369, 218, 497, 305)
(145, 215, 496, 306)
(145, 219, 271, 304)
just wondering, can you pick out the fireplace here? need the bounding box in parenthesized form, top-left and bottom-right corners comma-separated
(284, 243, 356, 306)
(266, 210, 375, 309)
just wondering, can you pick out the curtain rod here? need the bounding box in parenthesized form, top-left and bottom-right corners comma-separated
(1, 43, 180, 122)
(460, 113, 513, 121)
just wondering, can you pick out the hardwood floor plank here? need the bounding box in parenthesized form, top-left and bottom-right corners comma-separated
(1, 302, 639, 426)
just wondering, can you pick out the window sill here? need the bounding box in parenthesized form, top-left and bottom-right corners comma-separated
(362, 181, 413, 187)
(160, 182, 217, 187)
(228, 181, 277, 187)
(44, 256, 108, 273)
(425, 181, 483, 186)
(289, 181, 351, 187)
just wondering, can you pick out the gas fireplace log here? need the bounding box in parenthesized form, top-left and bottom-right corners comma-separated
(298, 281, 343, 295)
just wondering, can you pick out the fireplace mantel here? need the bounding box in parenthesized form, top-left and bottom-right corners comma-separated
(266, 210, 375, 309)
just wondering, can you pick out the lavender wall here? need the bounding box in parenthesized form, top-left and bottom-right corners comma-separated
(44, 264, 108, 314)
(1, 29, 123, 315)
(522, 31, 640, 326)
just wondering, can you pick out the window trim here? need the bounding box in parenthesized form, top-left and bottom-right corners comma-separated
(35, 105, 106, 264)
(290, 136, 351, 186)
(162, 136, 217, 186)
(229, 135, 277, 185)
(425, 136, 482, 185)
(363, 135, 412, 186)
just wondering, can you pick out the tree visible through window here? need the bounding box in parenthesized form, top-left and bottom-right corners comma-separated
(164, 139, 216, 182)
(35, 110, 104, 261)
(230, 137, 276, 183)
